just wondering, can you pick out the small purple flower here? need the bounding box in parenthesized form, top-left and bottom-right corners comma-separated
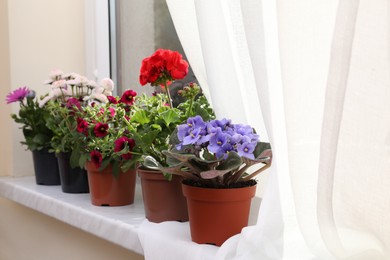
(5, 87, 30, 104)
(237, 141, 256, 159)
(217, 142, 233, 159)
(208, 128, 229, 155)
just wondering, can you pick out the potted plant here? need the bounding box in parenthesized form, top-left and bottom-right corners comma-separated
(43, 70, 113, 193)
(6, 86, 60, 185)
(144, 116, 272, 246)
(74, 91, 142, 206)
(131, 49, 214, 222)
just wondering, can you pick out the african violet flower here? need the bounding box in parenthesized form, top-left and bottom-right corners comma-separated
(177, 116, 260, 160)
(143, 116, 272, 188)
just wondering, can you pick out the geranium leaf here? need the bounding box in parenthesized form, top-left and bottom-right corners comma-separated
(160, 109, 180, 126)
(131, 110, 150, 124)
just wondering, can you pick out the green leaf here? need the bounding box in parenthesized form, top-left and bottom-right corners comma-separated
(160, 109, 180, 126)
(131, 110, 150, 124)
(216, 152, 242, 171)
(254, 142, 271, 158)
(143, 156, 163, 170)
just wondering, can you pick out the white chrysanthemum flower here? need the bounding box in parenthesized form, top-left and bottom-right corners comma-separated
(44, 69, 64, 84)
(100, 78, 114, 92)
(62, 72, 80, 80)
(51, 79, 67, 89)
(84, 86, 108, 103)
(87, 80, 98, 89)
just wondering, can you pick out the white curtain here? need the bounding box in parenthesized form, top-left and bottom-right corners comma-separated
(166, 0, 390, 259)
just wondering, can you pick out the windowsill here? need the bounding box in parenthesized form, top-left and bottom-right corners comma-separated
(0, 176, 260, 259)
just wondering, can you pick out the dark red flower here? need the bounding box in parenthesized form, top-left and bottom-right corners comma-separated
(93, 122, 109, 137)
(66, 97, 81, 110)
(120, 90, 137, 105)
(76, 118, 89, 134)
(90, 150, 103, 168)
(107, 96, 118, 104)
(114, 137, 136, 160)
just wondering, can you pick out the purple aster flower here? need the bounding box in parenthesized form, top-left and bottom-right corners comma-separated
(5, 87, 30, 104)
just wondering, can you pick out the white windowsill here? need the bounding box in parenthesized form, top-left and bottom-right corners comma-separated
(0, 176, 228, 258)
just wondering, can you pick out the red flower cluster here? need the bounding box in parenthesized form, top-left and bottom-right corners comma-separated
(139, 49, 189, 86)
(76, 118, 89, 134)
(90, 150, 103, 168)
(93, 122, 109, 137)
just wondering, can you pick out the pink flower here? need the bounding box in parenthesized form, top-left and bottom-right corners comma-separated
(66, 97, 81, 110)
(107, 96, 118, 104)
(108, 107, 116, 117)
(5, 87, 30, 104)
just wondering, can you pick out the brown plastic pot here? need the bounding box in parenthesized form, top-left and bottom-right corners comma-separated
(182, 183, 256, 246)
(85, 161, 136, 206)
(138, 167, 188, 223)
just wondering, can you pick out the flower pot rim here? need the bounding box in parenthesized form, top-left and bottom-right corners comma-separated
(182, 182, 257, 202)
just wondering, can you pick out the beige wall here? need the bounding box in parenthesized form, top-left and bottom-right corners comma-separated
(0, 198, 144, 260)
(0, 0, 12, 176)
(3, 0, 86, 176)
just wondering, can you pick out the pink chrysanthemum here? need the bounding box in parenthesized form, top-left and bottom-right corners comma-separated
(5, 87, 30, 104)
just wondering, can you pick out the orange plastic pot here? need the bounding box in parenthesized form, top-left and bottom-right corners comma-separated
(138, 167, 188, 223)
(182, 183, 256, 246)
(85, 161, 136, 206)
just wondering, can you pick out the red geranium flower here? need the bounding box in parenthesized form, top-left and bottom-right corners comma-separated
(76, 118, 89, 134)
(114, 136, 136, 160)
(93, 122, 109, 137)
(120, 90, 137, 105)
(139, 49, 189, 86)
(90, 150, 103, 168)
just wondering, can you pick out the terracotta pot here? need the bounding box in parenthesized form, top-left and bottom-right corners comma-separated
(85, 161, 136, 206)
(57, 152, 89, 193)
(138, 167, 188, 223)
(182, 183, 256, 246)
(32, 149, 61, 185)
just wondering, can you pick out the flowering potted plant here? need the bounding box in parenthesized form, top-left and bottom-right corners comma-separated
(144, 116, 272, 246)
(74, 90, 141, 206)
(132, 49, 214, 222)
(42, 70, 113, 193)
(6, 86, 60, 185)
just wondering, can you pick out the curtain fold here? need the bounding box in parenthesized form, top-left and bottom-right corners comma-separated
(166, 0, 390, 259)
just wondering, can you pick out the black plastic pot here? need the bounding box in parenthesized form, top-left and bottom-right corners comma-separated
(32, 149, 61, 185)
(57, 152, 89, 193)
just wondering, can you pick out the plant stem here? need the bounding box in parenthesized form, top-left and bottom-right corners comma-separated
(164, 81, 173, 108)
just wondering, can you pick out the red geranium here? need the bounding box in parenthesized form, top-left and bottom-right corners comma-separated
(93, 122, 109, 137)
(90, 150, 103, 168)
(120, 90, 137, 105)
(139, 49, 189, 86)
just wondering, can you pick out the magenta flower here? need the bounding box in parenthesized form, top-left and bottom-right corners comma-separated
(90, 150, 103, 168)
(93, 122, 109, 137)
(114, 136, 135, 160)
(66, 97, 81, 110)
(76, 118, 89, 134)
(5, 87, 30, 104)
(120, 90, 137, 105)
(107, 96, 118, 104)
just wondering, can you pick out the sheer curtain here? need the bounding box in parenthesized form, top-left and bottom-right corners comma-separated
(167, 0, 390, 259)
